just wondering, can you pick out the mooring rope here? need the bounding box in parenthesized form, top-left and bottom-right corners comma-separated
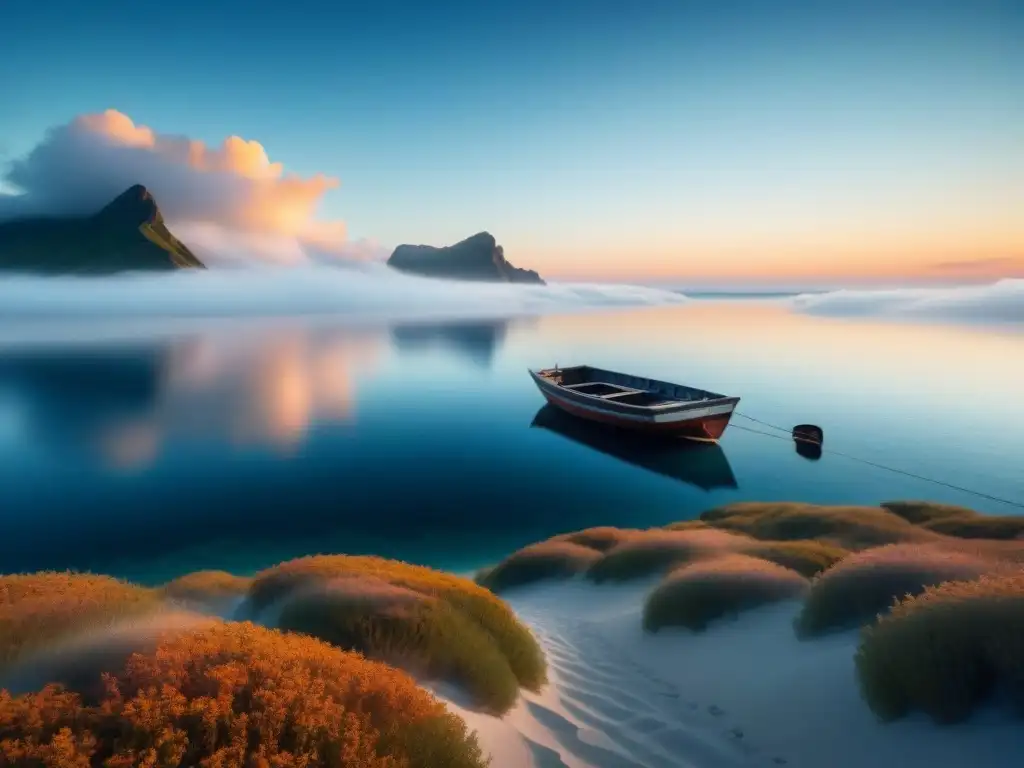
(731, 412, 1024, 511)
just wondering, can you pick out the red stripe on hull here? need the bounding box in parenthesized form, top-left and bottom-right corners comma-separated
(542, 393, 734, 441)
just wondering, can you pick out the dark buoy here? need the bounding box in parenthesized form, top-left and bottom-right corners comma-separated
(793, 424, 823, 461)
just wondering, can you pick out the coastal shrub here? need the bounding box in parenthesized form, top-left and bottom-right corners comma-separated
(477, 540, 602, 593)
(700, 502, 931, 549)
(0, 572, 160, 670)
(924, 516, 1024, 540)
(0, 611, 216, 701)
(883, 501, 1024, 540)
(247, 555, 546, 690)
(278, 576, 520, 712)
(551, 526, 640, 552)
(160, 569, 252, 607)
(942, 537, 1024, 565)
(880, 500, 978, 525)
(663, 520, 710, 532)
(586, 529, 750, 583)
(855, 572, 1024, 724)
(0, 620, 486, 767)
(744, 540, 849, 578)
(795, 544, 993, 637)
(643, 554, 807, 632)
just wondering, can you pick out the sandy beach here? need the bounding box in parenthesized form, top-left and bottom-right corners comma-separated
(450, 579, 1024, 768)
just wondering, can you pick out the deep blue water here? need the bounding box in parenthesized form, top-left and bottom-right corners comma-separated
(0, 301, 1021, 583)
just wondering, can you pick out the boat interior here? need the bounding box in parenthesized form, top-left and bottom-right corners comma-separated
(538, 365, 724, 407)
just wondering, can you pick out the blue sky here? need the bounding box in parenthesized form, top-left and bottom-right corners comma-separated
(2, 0, 1021, 283)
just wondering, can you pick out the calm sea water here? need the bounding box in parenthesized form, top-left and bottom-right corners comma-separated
(1, 300, 1021, 583)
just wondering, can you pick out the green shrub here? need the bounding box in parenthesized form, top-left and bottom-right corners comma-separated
(0, 572, 161, 670)
(586, 529, 750, 583)
(795, 544, 993, 637)
(744, 540, 849, 577)
(882, 501, 1024, 540)
(643, 554, 807, 632)
(701, 502, 932, 549)
(856, 572, 1024, 724)
(880, 500, 978, 525)
(476, 541, 601, 593)
(247, 555, 545, 691)
(278, 576, 520, 713)
(0, 620, 486, 767)
(922, 517, 1024, 540)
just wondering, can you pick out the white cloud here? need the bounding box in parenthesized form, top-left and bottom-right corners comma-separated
(0, 109, 358, 262)
(791, 279, 1024, 324)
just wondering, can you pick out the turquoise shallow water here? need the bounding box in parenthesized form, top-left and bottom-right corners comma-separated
(0, 300, 1021, 583)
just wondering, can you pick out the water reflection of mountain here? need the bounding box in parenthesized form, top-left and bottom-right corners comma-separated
(530, 405, 738, 491)
(389, 320, 507, 367)
(0, 347, 165, 441)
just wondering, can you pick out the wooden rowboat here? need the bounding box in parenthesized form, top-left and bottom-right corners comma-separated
(529, 365, 740, 441)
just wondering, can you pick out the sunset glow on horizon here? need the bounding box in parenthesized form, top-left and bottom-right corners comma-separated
(3, 1, 1021, 286)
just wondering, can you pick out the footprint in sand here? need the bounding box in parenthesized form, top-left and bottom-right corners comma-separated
(527, 618, 773, 767)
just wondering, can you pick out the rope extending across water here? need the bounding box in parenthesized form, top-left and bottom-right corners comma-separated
(731, 412, 1024, 511)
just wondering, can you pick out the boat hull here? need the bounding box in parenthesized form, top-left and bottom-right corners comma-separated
(536, 383, 737, 440)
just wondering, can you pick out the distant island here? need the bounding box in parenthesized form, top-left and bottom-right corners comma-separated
(0, 184, 204, 274)
(387, 231, 544, 284)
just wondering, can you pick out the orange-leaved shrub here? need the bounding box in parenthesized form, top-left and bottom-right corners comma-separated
(278, 575, 521, 712)
(247, 555, 545, 691)
(586, 529, 751, 583)
(0, 572, 160, 670)
(160, 570, 252, 606)
(0, 619, 486, 767)
(0, 611, 216, 701)
(795, 544, 994, 637)
(643, 554, 807, 632)
(477, 541, 602, 594)
(855, 571, 1024, 724)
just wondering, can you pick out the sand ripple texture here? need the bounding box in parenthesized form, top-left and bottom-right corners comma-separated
(444, 580, 1024, 768)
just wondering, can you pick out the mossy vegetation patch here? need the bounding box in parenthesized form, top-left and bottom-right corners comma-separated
(643, 554, 808, 632)
(795, 544, 994, 637)
(882, 501, 1024, 540)
(586, 529, 752, 583)
(699, 502, 932, 549)
(248, 555, 546, 700)
(743, 540, 848, 578)
(856, 572, 1024, 724)
(476, 540, 602, 594)
(550, 526, 642, 552)
(278, 575, 522, 712)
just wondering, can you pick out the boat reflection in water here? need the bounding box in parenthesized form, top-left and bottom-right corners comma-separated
(530, 405, 738, 491)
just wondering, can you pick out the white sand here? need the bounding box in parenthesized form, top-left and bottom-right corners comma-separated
(450, 580, 1024, 768)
